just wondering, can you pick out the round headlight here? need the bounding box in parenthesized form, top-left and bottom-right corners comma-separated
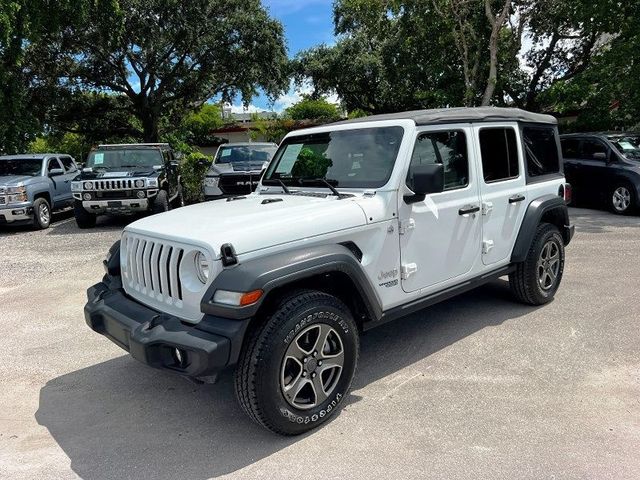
(135, 179, 145, 188)
(83, 181, 93, 190)
(194, 251, 210, 283)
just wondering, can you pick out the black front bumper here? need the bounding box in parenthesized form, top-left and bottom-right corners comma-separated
(84, 278, 250, 379)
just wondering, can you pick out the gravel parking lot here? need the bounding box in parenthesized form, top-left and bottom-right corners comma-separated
(0, 207, 639, 480)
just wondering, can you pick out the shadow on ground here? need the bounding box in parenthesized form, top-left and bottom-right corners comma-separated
(0, 211, 139, 236)
(36, 280, 536, 480)
(568, 207, 640, 234)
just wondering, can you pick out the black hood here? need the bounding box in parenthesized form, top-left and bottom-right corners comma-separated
(76, 169, 160, 180)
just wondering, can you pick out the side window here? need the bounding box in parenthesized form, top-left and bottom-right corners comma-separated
(408, 130, 469, 191)
(47, 158, 62, 172)
(59, 156, 77, 173)
(561, 138, 580, 158)
(523, 126, 560, 177)
(479, 127, 519, 183)
(582, 139, 608, 161)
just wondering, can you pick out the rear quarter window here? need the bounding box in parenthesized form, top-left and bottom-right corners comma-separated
(523, 126, 560, 177)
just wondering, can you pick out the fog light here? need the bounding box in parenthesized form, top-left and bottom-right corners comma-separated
(136, 190, 145, 198)
(83, 193, 92, 200)
(12, 209, 25, 215)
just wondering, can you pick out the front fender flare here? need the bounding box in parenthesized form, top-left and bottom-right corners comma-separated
(200, 244, 382, 321)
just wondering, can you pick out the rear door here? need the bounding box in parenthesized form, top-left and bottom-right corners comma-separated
(399, 124, 482, 293)
(579, 137, 611, 197)
(473, 124, 527, 266)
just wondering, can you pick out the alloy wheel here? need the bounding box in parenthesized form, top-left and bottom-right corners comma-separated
(612, 186, 631, 212)
(280, 323, 345, 410)
(537, 240, 560, 291)
(39, 203, 50, 224)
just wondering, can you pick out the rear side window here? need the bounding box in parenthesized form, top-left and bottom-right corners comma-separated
(409, 130, 469, 191)
(523, 126, 560, 177)
(561, 138, 580, 158)
(479, 127, 519, 182)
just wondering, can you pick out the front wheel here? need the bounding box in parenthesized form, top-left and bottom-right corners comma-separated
(73, 200, 97, 229)
(151, 189, 170, 214)
(610, 183, 636, 215)
(32, 197, 51, 229)
(510, 222, 565, 305)
(235, 290, 359, 435)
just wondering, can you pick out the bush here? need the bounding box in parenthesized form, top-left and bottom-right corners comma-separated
(179, 152, 211, 204)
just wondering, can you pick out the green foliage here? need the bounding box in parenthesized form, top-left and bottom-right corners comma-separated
(249, 117, 297, 144)
(179, 152, 211, 204)
(284, 96, 341, 121)
(180, 104, 224, 145)
(290, 147, 333, 178)
(27, 133, 90, 161)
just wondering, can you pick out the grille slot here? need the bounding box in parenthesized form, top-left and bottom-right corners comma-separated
(123, 234, 184, 306)
(87, 179, 135, 191)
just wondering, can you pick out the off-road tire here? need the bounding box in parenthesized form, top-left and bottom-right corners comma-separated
(610, 182, 636, 215)
(510, 222, 565, 305)
(32, 197, 51, 230)
(234, 290, 359, 435)
(173, 185, 185, 208)
(73, 200, 97, 229)
(151, 189, 170, 214)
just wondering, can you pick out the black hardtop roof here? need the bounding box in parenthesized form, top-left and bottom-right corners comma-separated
(334, 107, 557, 126)
(95, 143, 171, 150)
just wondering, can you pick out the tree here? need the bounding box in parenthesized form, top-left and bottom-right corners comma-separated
(46, 0, 289, 142)
(180, 103, 224, 145)
(285, 96, 341, 121)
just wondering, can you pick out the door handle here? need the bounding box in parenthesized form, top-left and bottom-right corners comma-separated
(458, 205, 480, 215)
(508, 194, 526, 204)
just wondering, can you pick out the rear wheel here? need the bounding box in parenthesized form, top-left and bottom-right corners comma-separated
(510, 223, 565, 305)
(235, 290, 359, 435)
(610, 183, 635, 215)
(73, 200, 96, 229)
(32, 197, 51, 230)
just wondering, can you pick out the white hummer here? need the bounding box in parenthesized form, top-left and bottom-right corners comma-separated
(85, 107, 574, 435)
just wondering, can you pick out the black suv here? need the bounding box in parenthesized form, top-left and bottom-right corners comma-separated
(71, 143, 184, 228)
(560, 133, 640, 214)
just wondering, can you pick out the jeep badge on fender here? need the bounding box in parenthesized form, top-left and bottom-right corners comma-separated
(84, 107, 574, 435)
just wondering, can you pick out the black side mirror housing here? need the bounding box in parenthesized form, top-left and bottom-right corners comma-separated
(404, 163, 445, 204)
(593, 152, 607, 161)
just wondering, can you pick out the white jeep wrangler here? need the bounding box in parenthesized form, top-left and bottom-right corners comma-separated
(85, 107, 574, 435)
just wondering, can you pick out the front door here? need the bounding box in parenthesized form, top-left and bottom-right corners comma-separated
(399, 125, 482, 293)
(46, 157, 66, 207)
(473, 124, 527, 266)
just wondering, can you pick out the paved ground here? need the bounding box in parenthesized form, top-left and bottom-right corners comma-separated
(0, 207, 639, 480)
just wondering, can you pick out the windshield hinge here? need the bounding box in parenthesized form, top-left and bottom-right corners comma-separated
(399, 218, 416, 235)
(482, 202, 493, 216)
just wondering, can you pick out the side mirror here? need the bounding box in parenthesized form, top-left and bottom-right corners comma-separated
(170, 160, 180, 168)
(593, 152, 607, 161)
(49, 168, 64, 177)
(404, 163, 444, 204)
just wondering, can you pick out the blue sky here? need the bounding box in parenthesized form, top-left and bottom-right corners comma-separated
(231, 0, 336, 113)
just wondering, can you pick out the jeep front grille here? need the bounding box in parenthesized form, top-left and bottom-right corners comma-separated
(122, 233, 185, 305)
(87, 179, 135, 191)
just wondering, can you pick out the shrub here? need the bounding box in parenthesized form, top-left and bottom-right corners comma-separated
(179, 152, 211, 204)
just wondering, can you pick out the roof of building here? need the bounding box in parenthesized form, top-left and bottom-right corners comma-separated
(334, 107, 557, 126)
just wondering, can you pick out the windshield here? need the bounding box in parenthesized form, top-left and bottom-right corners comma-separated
(86, 149, 163, 169)
(263, 127, 404, 189)
(215, 145, 277, 164)
(0, 159, 42, 177)
(609, 136, 640, 160)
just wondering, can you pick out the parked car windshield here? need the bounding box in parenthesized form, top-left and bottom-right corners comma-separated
(215, 145, 278, 164)
(0, 158, 42, 177)
(609, 135, 640, 160)
(263, 127, 404, 189)
(86, 149, 163, 169)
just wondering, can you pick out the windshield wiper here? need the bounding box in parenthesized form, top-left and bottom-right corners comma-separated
(301, 178, 341, 197)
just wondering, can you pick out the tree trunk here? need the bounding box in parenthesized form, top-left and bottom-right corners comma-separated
(140, 110, 159, 143)
(481, 0, 512, 106)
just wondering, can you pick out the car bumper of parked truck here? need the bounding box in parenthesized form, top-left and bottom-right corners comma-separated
(80, 198, 149, 214)
(0, 204, 33, 224)
(84, 278, 250, 381)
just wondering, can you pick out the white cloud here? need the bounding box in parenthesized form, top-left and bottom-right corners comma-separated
(226, 103, 267, 114)
(270, 81, 341, 113)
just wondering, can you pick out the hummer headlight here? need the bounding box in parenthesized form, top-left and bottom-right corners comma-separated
(83, 181, 93, 190)
(194, 251, 210, 284)
(135, 179, 145, 188)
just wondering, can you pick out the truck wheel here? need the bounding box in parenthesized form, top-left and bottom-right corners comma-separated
(235, 290, 359, 435)
(73, 200, 96, 229)
(173, 185, 185, 208)
(610, 183, 635, 215)
(32, 197, 51, 229)
(510, 222, 565, 305)
(152, 190, 170, 214)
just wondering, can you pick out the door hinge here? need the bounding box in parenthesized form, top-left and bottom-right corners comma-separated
(399, 218, 416, 235)
(482, 202, 493, 215)
(482, 240, 494, 255)
(401, 263, 418, 279)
